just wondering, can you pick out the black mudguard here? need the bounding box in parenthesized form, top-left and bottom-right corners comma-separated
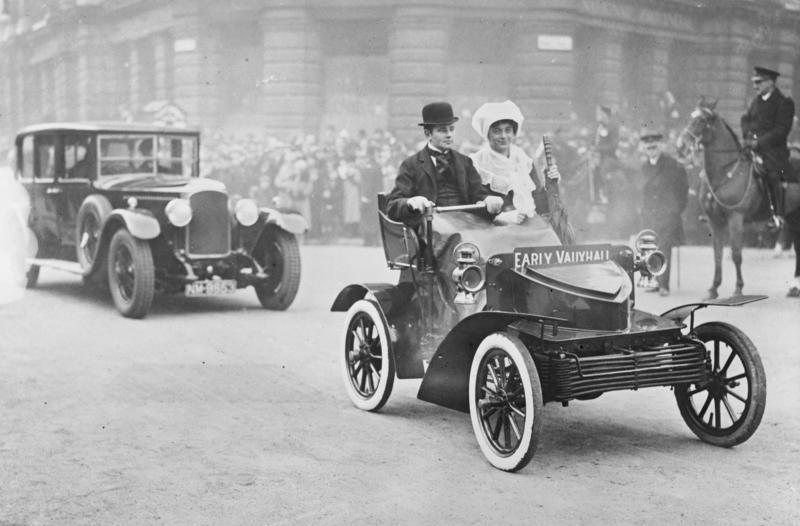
(330, 283, 401, 314)
(660, 294, 767, 327)
(416, 311, 567, 413)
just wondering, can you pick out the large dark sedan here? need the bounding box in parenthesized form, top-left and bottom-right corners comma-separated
(17, 122, 305, 318)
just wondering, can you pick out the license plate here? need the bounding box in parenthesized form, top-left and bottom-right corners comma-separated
(185, 279, 237, 297)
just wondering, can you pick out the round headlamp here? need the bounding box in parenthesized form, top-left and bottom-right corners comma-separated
(165, 198, 192, 227)
(644, 250, 667, 277)
(234, 198, 259, 227)
(451, 264, 486, 293)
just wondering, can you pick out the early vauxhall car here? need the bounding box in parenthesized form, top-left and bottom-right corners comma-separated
(16, 122, 305, 318)
(332, 195, 766, 472)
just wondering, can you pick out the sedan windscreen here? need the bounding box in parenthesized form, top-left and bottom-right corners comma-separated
(98, 134, 197, 177)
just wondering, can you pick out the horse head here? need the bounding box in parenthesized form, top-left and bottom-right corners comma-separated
(676, 97, 719, 158)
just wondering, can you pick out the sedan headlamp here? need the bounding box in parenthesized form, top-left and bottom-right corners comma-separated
(165, 198, 192, 227)
(234, 198, 259, 227)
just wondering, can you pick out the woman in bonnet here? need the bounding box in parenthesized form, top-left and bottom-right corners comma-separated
(469, 100, 561, 225)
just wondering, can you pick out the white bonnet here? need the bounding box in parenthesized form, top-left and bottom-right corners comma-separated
(471, 100, 525, 139)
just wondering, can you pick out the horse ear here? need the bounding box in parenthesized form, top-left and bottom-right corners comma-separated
(709, 99, 718, 110)
(698, 95, 706, 107)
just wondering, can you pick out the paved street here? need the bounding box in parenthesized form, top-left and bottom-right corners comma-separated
(1, 244, 799, 525)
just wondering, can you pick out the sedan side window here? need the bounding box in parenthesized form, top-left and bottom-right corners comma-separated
(20, 135, 34, 179)
(64, 135, 94, 179)
(35, 135, 56, 179)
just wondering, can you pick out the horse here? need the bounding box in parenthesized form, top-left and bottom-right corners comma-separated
(676, 98, 799, 299)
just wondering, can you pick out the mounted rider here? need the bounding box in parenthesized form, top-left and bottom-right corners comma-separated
(741, 66, 795, 226)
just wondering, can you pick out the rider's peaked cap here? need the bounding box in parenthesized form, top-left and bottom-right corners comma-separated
(419, 102, 459, 127)
(752, 66, 780, 81)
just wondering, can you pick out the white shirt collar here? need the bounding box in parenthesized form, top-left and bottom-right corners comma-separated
(427, 142, 445, 154)
(761, 89, 774, 101)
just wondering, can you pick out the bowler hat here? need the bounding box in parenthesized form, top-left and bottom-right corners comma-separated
(639, 127, 664, 143)
(418, 102, 459, 127)
(751, 66, 779, 82)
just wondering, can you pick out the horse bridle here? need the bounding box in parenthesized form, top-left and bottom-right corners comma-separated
(681, 107, 756, 210)
(677, 107, 713, 156)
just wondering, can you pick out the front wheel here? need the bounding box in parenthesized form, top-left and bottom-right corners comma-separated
(253, 228, 301, 310)
(469, 332, 543, 472)
(340, 299, 395, 411)
(674, 322, 766, 447)
(107, 229, 155, 318)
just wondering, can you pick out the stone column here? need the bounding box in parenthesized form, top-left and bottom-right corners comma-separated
(512, 17, 578, 135)
(259, 7, 322, 135)
(591, 28, 626, 112)
(53, 53, 68, 121)
(387, 6, 451, 141)
(776, 28, 798, 99)
(153, 32, 172, 102)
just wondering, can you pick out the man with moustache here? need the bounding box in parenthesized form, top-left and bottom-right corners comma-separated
(639, 127, 689, 297)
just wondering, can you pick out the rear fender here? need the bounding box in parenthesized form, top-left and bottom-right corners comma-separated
(260, 207, 308, 235)
(660, 294, 767, 329)
(416, 311, 568, 413)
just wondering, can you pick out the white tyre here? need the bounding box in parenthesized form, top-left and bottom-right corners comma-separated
(341, 299, 395, 411)
(469, 332, 543, 472)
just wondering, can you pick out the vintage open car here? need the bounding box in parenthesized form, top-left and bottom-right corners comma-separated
(331, 195, 767, 472)
(16, 122, 306, 318)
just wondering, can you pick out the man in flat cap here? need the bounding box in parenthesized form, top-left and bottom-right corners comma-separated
(741, 66, 795, 225)
(386, 101, 503, 222)
(639, 127, 688, 297)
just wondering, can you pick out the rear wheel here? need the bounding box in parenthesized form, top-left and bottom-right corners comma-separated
(469, 332, 543, 472)
(253, 228, 301, 310)
(107, 229, 154, 318)
(674, 322, 766, 447)
(341, 299, 395, 411)
(76, 197, 112, 283)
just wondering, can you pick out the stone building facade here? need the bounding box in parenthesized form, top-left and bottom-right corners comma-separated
(1, 0, 799, 147)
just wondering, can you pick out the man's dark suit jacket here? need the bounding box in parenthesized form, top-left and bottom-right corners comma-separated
(641, 154, 689, 242)
(386, 147, 490, 222)
(741, 88, 795, 171)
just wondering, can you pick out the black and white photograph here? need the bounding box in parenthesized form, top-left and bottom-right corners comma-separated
(1, 1, 799, 524)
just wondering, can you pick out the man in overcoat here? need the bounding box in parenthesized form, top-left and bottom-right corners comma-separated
(386, 101, 503, 224)
(741, 66, 795, 223)
(639, 129, 689, 296)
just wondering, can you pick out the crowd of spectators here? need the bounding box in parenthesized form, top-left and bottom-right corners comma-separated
(201, 93, 789, 246)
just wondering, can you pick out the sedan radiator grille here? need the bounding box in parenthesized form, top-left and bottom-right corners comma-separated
(187, 191, 230, 257)
(535, 340, 708, 402)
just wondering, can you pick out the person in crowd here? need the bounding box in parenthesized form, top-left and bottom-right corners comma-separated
(639, 127, 689, 297)
(741, 66, 795, 226)
(591, 104, 620, 204)
(468, 100, 561, 226)
(385, 101, 503, 224)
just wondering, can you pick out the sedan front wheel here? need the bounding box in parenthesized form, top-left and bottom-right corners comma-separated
(107, 228, 154, 318)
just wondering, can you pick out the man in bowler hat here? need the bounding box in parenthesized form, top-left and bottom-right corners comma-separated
(639, 128, 688, 297)
(741, 66, 795, 225)
(386, 101, 503, 222)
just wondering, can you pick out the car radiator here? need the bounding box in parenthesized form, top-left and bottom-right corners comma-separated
(187, 191, 230, 257)
(534, 339, 709, 402)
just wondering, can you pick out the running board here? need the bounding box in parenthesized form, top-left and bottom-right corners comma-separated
(27, 258, 84, 275)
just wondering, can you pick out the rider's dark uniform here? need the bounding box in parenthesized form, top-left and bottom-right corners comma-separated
(741, 70, 795, 217)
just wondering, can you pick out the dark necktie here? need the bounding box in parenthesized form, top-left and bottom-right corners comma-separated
(431, 149, 451, 177)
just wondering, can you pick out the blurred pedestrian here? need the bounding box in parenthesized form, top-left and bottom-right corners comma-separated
(639, 127, 688, 297)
